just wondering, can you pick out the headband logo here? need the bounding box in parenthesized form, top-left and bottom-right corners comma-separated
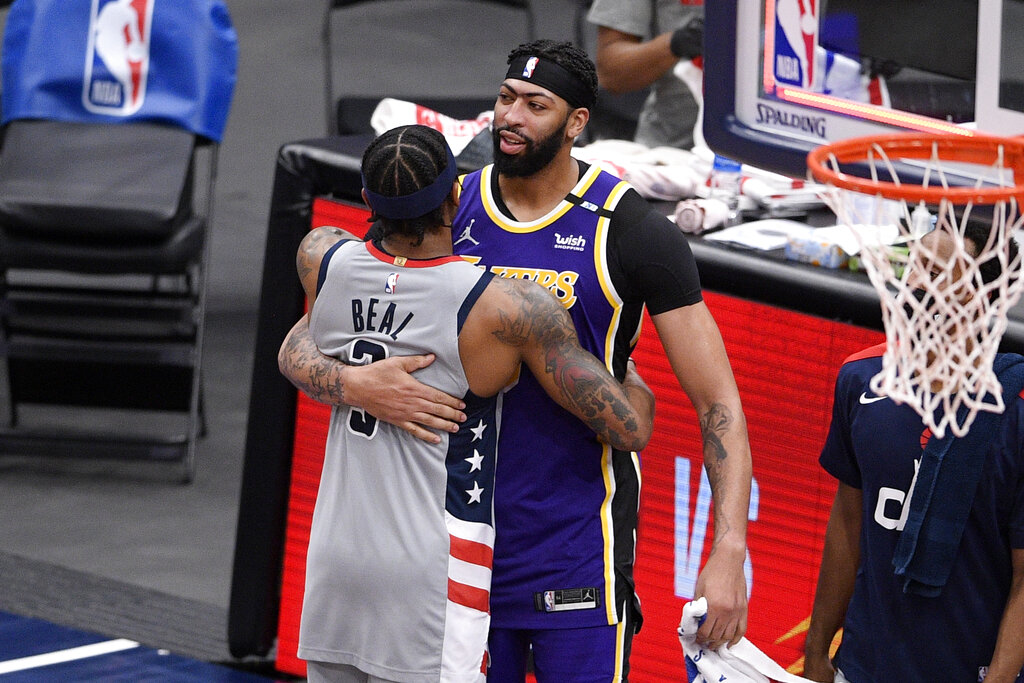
(522, 56, 539, 79)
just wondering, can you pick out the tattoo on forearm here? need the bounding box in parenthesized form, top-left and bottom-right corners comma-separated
(281, 327, 350, 405)
(491, 278, 641, 450)
(701, 403, 732, 463)
(701, 402, 733, 538)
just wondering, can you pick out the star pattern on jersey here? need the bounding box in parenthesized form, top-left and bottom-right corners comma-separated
(466, 481, 484, 504)
(465, 449, 484, 472)
(456, 420, 490, 506)
(469, 419, 487, 441)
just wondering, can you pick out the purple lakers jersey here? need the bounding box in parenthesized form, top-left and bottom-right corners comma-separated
(453, 163, 642, 629)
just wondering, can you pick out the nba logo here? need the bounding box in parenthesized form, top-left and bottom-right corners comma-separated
(82, 0, 155, 115)
(385, 273, 399, 294)
(522, 56, 539, 79)
(543, 591, 555, 612)
(774, 0, 817, 89)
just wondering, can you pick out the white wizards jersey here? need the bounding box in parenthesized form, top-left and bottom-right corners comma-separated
(299, 238, 499, 683)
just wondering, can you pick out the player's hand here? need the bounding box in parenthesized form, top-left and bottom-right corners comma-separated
(693, 545, 748, 650)
(800, 653, 836, 682)
(344, 354, 466, 443)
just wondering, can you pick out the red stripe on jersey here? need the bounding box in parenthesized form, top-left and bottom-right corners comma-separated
(365, 240, 463, 267)
(448, 578, 490, 613)
(450, 534, 493, 568)
(844, 342, 886, 365)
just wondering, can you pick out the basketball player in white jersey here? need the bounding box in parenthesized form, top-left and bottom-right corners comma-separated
(296, 124, 654, 683)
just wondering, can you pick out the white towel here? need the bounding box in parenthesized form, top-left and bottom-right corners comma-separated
(679, 598, 815, 683)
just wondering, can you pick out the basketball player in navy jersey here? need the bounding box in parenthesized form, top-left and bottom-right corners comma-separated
(803, 223, 1024, 683)
(281, 41, 752, 681)
(297, 124, 653, 683)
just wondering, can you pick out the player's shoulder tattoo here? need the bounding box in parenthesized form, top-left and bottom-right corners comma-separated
(489, 277, 575, 348)
(298, 226, 352, 281)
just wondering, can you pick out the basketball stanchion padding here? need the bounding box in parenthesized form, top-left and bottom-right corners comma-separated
(808, 133, 1024, 437)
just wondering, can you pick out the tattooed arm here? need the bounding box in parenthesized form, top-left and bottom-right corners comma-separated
(475, 276, 653, 452)
(295, 225, 358, 307)
(652, 302, 752, 650)
(277, 227, 467, 444)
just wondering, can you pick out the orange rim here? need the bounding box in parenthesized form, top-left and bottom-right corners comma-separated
(807, 133, 1024, 205)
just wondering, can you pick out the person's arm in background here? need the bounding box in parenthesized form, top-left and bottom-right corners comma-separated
(277, 226, 467, 444)
(592, 15, 703, 95)
(652, 301, 751, 650)
(803, 482, 863, 682)
(983, 548, 1024, 682)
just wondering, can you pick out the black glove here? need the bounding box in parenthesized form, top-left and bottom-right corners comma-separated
(669, 15, 704, 60)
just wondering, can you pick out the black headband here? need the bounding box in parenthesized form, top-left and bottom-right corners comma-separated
(361, 144, 457, 220)
(505, 54, 596, 110)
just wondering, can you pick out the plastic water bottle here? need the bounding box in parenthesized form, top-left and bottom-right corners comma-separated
(709, 154, 743, 225)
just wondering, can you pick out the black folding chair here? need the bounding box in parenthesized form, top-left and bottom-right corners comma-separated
(0, 0, 237, 482)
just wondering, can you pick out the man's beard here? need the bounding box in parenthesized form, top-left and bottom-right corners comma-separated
(492, 117, 568, 178)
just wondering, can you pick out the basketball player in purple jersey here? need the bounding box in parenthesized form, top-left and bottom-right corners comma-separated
(281, 40, 752, 682)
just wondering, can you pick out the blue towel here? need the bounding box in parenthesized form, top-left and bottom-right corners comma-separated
(892, 353, 1024, 596)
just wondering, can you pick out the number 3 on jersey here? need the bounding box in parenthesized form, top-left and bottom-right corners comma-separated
(346, 339, 388, 439)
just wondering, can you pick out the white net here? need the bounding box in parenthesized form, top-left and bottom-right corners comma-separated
(813, 136, 1024, 437)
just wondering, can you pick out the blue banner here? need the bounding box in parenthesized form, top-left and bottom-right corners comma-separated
(2, 0, 237, 142)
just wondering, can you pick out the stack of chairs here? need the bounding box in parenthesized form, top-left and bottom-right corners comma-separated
(0, 0, 237, 482)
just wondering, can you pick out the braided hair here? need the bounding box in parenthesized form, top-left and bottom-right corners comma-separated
(506, 39, 599, 108)
(361, 124, 453, 246)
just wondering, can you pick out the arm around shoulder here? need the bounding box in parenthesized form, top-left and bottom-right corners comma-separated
(277, 315, 467, 443)
(485, 277, 653, 451)
(278, 227, 468, 443)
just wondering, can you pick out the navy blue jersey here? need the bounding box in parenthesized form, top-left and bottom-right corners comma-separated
(820, 344, 1024, 682)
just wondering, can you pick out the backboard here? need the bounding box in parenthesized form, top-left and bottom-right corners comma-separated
(703, 0, 1024, 179)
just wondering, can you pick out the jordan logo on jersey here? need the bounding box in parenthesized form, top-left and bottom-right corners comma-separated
(454, 219, 480, 247)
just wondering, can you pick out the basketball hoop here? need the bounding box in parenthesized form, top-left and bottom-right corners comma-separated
(808, 133, 1024, 438)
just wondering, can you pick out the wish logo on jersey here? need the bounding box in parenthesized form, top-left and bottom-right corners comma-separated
(83, 0, 155, 115)
(554, 233, 587, 252)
